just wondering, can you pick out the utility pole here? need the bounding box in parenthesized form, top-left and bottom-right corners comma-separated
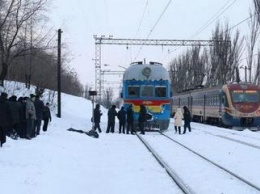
(57, 29, 62, 118)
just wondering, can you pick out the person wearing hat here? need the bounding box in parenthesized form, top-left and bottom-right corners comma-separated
(93, 104, 102, 133)
(126, 104, 135, 134)
(106, 105, 117, 133)
(25, 94, 36, 139)
(183, 106, 191, 134)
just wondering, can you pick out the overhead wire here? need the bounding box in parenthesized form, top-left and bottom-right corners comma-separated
(190, 0, 237, 38)
(134, 0, 173, 60)
(125, 0, 149, 64)
(167, 0, 237, 55)
(134, 0, 149, 39)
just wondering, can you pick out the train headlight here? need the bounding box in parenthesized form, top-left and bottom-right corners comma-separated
(142, 67, 151, 78)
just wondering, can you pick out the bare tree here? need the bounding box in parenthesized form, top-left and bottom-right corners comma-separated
(0, 0, 49, 86)
(246, 9, 260, 83)
(254, 0, 260, 24)
(100, 88, 113, 109)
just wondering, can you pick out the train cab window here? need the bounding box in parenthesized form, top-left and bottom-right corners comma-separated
(231, 90, 260, 103)
(128, 86, 140, 97)
(155, 86, 166, 97)
(141, 85, 153, 97)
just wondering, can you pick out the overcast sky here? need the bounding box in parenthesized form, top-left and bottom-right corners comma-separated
(49, 0, 254, 89)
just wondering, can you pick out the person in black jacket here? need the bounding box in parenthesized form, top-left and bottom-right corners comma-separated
(183, 106, 191, 134)
(106, 105, 117, 133)
(0, 92, 12, 147)
(34, 95, 44, 136)
(126, 104, 135, 134)
(138, 105, 147, 135)
(42, 103, 52, 132)
(117, 106, 126, 134)
(93, 104, 102, 133)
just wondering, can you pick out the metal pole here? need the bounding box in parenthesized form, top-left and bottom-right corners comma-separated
(57, 29, 62, 118)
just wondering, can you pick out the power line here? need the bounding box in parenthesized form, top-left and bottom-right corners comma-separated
(167, 0, 237, 55)
(190, 0, 237, 38)
(134, 0, 149, 38)
(134, 0, 173, 60)
(227, 12, 258, 32)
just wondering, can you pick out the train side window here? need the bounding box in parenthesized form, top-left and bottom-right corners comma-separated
(155, 86, 166, 97)
(128, 86, 140, 97)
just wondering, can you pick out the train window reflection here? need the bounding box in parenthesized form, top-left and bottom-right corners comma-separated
(141, 85, 153, 97)
(128, 86, 140, 97)
(155, 86, 166, 97)
(231, 90, 260, 102)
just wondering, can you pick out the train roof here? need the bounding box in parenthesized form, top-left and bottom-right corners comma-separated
(173, 82, 260, 97)
(123, 62, 170, 81)
(225, 82, 260, 90)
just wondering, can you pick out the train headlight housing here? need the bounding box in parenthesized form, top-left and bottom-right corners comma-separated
(142, 67, 151, 78)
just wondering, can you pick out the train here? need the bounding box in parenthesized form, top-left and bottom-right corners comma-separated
(121, 61, 172, 131)
(172, 82, 260, 130)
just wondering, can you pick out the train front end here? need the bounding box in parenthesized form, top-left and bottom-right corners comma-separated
(122, 62, 172, 131)
(222, 83, 260, 129)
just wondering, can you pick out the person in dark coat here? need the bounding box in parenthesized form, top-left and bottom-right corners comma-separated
(0, 92, 12, 147)
(8, 95, 21, 139)
(138, 105, 147, 135)
(106, 105, 117, 133)
(126, 104, 135, 134)
(183, 106, 191, 134)
(93, 104, 102, 133)
(117, 106, 126, 134)
(42, 103, 52, 132)
(34, 95, 44, 136)
(18, 97, 27, 138)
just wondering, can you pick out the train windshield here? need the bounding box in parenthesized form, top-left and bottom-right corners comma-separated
(231, 90, 260, 103)
(155, 86, 166, 97)
(128, 86, 140, 97)
(141, 85, 153, 97)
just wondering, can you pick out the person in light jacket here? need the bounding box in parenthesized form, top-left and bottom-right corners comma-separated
(25, 94, 36, 139)
(173, 108, 183, 134)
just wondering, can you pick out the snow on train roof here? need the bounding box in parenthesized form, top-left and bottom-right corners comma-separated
(123, 63, 170, 81)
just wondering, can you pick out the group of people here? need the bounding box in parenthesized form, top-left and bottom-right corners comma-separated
(93, 103, 192, 135)
(0, 92, 52, 147)
(93, 103, 147, 135)
(173, 106, 192, 134)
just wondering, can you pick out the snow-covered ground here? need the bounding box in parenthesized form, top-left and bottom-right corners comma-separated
(1, 83, 260, 194)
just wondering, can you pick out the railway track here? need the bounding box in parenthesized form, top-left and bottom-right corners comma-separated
(137, 132, 260, 194)
(192, 125, 260, 150)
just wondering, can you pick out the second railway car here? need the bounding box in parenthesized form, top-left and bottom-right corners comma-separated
(121, 61, 172, 131)
(172, 82, 260, 129)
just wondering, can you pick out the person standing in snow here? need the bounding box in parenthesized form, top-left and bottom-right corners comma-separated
(34, 95, 44, 136)
(117, 106, 126, 134)
(0, 92, 12, 147)
(183, 106, 191, 134)
(106, 105, 117, 133)
(138, 105, 147, 135)
(93, 103, 102, 133)
(126, 104, 135, 134)
(42, 103, 52, 132)
(26, 94, 36, 139)
(173, 108, 183, 134)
